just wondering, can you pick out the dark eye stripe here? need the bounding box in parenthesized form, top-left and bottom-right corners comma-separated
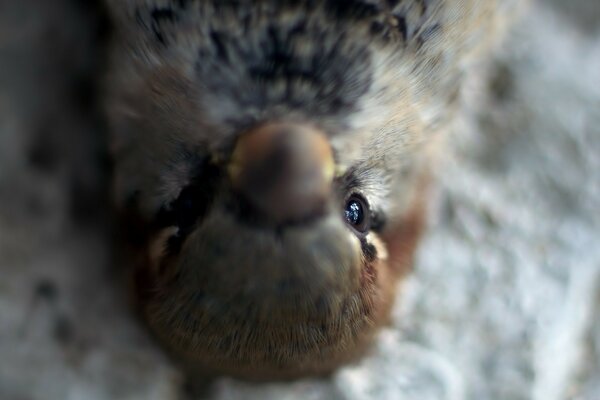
(360, 237, 377, 263)
(370, 209, 386, 233)
(155, 159, 221, 255)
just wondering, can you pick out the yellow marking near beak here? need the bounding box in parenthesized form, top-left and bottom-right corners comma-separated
(334, 164, 348, 179)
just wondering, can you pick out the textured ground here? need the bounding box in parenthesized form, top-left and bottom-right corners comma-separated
(1, 1, 599, 399)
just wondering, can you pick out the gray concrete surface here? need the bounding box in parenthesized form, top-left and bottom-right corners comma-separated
(1, 1, 599, 399)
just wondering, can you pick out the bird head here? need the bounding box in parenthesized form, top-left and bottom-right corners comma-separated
(120, 117, 409, 378)
(105, 1, 448, 378)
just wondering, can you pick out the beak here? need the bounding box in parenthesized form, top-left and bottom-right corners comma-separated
(228, 122, 335, 224)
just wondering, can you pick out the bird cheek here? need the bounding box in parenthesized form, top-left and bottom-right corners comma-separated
(147, 227, 178, 276)
(381, 203, 427, 276)
(147, 227, 174, 264)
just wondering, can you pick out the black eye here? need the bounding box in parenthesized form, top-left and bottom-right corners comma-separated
(172, 186, 201, 230)
(156, 158, 221, 230)
(344, 195, 370, 233)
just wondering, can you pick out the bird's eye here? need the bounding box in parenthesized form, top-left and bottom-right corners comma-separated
(344, 195, 370, 233)
(152, 185, 203, 257)
(171, 186, 200, 230)
(156, 159, 221, 233)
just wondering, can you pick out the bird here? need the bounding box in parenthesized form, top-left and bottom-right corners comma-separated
(103, 0, 514, 380)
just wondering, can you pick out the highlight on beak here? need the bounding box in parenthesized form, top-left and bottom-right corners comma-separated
(228, 122, 335, 224)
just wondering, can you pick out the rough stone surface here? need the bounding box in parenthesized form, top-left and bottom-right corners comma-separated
(1, 1, 599, 399)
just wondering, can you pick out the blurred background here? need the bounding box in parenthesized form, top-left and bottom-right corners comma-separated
(0, 1, 599, 399)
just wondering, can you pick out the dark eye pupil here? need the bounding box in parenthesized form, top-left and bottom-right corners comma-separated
(174, 189, 197, 229)
(345, 200, 363, 226)
(344, 194, 371, 233)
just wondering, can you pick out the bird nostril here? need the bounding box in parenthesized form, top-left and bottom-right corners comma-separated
(228, 122, 334, 224)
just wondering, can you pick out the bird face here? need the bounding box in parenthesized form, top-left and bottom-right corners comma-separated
(103, 0, 495, 378)
(127, 119, 404, 378)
